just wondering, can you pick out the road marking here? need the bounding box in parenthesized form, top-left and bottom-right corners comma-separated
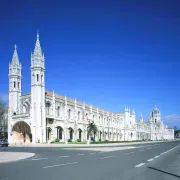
(154, 156, 159, 159)
(32, 158, 48, 161)
(147, 148, 152, 150)
(90, 152, 96, 154)
(135, 163, 145, 167)
(100, 156, 115, 160)
(77, 154, 84, 156)
(159, 144, 180, 156)
(43, 162, 78, 169)
(126, 152, 134, 155)
(139, 149, 144, 151)
(59, 156, 69, 158)
(147, 158, 154, 162)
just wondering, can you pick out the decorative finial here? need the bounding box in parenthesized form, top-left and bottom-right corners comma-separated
(125, 105, 127, 112)
(37, 30, 39, 39)
(14, 44, 17, 50)
(132, 109, 135, 114)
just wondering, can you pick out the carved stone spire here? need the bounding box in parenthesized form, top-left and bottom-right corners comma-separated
(33, 32, 42, 57)
(31, 32, 44, 69)
(11, 44, 20, 67)
(9, 44, 21, 76)
(132, 109, 135, 115)
(140, 113, 143, 122)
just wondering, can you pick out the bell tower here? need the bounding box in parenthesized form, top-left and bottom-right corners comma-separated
(9, 45, 22, 115)
(31, 33, 46, 143)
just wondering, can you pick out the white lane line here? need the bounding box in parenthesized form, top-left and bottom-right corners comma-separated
(59, 156, 69, 158)
(77, 154, 84, 156)
(154, 156, 159, 159)
(159, 144, 180, 156)
(147, 148, 152, 150)
(100, 156, 115, 160)
(32, 158, 48, 161)
(90, 152, 96, 154)
(135, 163, 145, 168)
(43, 162, 78, 169)
(126, 152, 134, 155)
(139, 149, 144, 152)
(147, 158, 154, 162)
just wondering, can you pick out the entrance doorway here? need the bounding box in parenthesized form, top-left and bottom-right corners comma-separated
(12, 121, 32, 143)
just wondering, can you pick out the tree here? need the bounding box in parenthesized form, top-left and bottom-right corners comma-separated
(0, 99, 6, 118)
(0, 99, 7, 139)
(174, 126, 178, 131)
(87, 121, 98, 142)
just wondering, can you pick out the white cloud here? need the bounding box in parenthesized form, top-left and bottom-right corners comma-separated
(162, 114, 180, 128)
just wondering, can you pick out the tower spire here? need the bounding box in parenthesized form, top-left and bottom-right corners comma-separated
(33, 32, 42, 57)
(140, 113, 143, 122)
(11, 44, 20, 66)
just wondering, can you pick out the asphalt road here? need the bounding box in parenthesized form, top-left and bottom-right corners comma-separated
(0, 141, 180, 180)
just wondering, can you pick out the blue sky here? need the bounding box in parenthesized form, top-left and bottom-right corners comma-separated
(0, 0, 180, 128)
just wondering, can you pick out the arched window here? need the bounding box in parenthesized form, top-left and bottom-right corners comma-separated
(37, 74, 39, 82)
(68, 109, 71, 119)
(23, 101, 30, 114)
(14, 81, 16, 88)
(57, 106, 60, 117)
(18, 82, 20, 88)
(78, 111, 80, 121)
(46, 102, 51, 115)
(93, 115, 95, 121)
(86, 113, 88, 120)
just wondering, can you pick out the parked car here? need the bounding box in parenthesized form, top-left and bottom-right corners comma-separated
(0, 139, 9, 147)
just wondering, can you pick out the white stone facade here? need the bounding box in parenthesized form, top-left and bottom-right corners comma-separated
(8, 34, 174, 143)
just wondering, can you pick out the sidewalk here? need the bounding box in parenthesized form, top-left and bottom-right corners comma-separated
(9, 140, 168, 148)
(0, 152, 35, 163)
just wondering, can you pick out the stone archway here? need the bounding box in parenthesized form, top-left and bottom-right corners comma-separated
(47, 127, 52, 141)
(78, 128, 82, 140)
(12, 121, 32, 143)
(56, 126, 63, 140)
(68, 127, 74, 140)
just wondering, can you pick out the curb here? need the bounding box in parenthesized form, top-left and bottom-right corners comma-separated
(0, 152, 35, 164)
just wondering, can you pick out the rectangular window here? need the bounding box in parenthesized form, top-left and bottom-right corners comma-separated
(14, 81, 16, 88)
(37, 74, 39, 81)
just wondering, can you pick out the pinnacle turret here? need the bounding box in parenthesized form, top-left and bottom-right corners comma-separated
(140, 113, 143, 122)
(11, 44, 20, 67)
(31, 33, 44, 68)
(9, 45, 21, 76)
(132, 109, 135, 115)
(33, 32, 42, 57)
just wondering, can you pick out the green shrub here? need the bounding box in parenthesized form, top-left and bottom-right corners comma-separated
(77, 139, 81, 142)
(68, 139, 72, 142)
(55, 138, 60, 142)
